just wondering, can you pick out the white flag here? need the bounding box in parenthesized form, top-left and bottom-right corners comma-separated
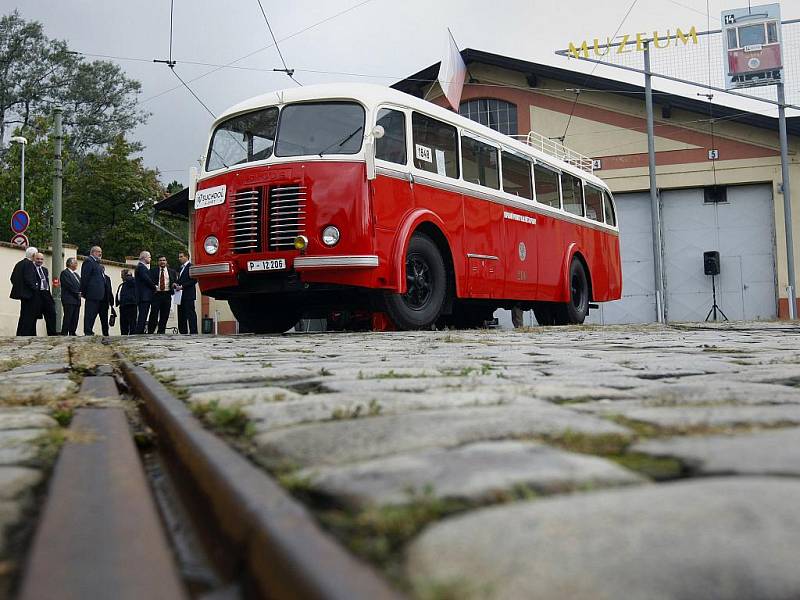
(437, 29, 467, 110)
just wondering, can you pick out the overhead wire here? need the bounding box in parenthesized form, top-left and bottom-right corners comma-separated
(255, 0, 302, 86)
(138, 0, 376, 104)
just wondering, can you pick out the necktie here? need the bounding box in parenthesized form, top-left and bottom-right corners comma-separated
(37, 267, 47, 290)
(74, 271, 80, 282)
(160, 268, 166, 291)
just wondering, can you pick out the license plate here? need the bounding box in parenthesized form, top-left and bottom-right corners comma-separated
(247, 259, 286, 272)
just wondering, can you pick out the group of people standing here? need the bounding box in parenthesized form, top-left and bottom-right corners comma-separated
(10, 246, 198, 336)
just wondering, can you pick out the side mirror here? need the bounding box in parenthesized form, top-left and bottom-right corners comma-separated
(189, 166, 198, 201)
(372, 125, 385, 139)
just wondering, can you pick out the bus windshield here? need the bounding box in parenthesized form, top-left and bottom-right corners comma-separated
(206, 101, 365, 171)
(275, 102, 365, 157)
(206, 107, 278, 171)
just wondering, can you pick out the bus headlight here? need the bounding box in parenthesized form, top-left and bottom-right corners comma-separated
(322, 225, 340, 247)
(204, 235, 219, 255)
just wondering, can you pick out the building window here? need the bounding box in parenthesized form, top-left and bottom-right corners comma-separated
(459, 98, 518, 136)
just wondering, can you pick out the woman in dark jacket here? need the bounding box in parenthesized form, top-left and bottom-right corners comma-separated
(115, 270, 138, 335)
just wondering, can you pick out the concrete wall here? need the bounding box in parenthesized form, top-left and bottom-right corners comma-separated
(0, 243, 190, 336)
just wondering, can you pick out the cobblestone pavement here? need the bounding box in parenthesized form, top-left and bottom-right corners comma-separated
(118, 322, 800, 599)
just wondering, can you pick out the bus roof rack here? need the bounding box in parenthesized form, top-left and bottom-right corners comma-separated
(511, 131, 595, 174)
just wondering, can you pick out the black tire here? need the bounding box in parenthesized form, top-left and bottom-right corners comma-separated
(384, 233, 448, 330)
(229, 296, 301, 334)
(560, 259, 590, 324)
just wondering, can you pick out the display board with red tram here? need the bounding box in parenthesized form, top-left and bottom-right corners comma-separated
(722, 3, 783, 89)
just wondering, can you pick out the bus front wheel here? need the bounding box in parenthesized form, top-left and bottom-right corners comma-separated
(558, 259, 589, 325)
(229, 296, 301, 334)
(384, 233, 448, 330)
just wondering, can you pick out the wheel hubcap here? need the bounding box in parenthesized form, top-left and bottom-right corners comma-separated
(404, 255, 432, 309)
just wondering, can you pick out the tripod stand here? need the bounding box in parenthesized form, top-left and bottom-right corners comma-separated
(704, 274, 728, 322)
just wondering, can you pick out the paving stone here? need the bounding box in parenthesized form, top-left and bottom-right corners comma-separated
(0, 410, 57, 431)
(407, 477, 800, 600)
(592, 405, 800, 429)
(0, 430, 46, 465)
(301, 440, 644, 509)
(0, 375, 77, 404)
(0, 467, 42, 500)
(187, 386, 304, 408)
(7, 363, 69, 375)
(252, 403, 630, 469)
(633, 427, 800, 476)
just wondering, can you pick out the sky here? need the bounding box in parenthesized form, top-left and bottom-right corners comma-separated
(12, 0, 800, 186)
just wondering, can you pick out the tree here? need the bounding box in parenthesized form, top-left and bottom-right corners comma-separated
(63, 136, 186, 262)
(0, 11, 147, 155)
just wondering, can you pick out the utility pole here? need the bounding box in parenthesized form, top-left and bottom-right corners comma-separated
(52, 108, 64, 330)
(777, 82, 797, 319)
(644, 43, 666, 323)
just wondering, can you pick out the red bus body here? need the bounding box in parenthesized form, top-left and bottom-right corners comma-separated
(190, 84, 621, 330)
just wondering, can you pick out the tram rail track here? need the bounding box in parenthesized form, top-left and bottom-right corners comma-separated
(17, 353, 402, 600)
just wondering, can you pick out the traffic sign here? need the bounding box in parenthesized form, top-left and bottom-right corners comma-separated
(11, 233, 29, 247)
(10, 210, 29, 234)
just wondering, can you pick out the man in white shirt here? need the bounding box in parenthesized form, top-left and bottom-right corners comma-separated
(147, 255, 177, 334)
(33, 252, 57, 335)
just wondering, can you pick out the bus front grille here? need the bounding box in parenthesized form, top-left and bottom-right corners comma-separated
(229, 188, 262, 253)
(268, 185, 307, 250)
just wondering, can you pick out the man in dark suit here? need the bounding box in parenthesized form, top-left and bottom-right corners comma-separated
(10, 246, 41, 336)
(134, 250, 156, 334)
(33, 252, 57, 336)
(98, 273, 116, 336)
(59, 258, 81, 336)
(115, 269, 138, 335)
(175, 251, 199, 334)
(148, 255, 177, 334)
(80, 246, 106, 336)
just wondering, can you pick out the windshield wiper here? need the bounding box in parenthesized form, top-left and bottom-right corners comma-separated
(318, 126, 363, 157)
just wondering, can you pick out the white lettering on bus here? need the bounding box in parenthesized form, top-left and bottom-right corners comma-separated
(504, 211, 537, 225)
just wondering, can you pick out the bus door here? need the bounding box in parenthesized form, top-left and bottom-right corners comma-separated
(372, 107, 413, 230)
(460, 134, 503, 298)
(500, 151, 538, 300)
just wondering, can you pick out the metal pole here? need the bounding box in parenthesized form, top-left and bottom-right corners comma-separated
(777, 82, 797, 319)
(644, 43, 666, 323)
(19, 142, 25, 212)
(52, 108, 64, 331)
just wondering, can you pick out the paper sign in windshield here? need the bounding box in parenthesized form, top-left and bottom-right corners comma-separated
(415, 144, 433, 163)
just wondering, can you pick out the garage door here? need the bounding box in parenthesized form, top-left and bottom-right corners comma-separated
(587, 192, 657, 324)
(662, 184, 776, 321)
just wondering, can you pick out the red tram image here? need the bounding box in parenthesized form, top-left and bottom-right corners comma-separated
(725, 13, 782, 86)
(189, 84, 622, 332)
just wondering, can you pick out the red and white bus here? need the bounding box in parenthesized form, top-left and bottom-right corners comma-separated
(189, 84, 621, 332)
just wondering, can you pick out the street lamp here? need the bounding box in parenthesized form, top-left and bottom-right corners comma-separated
(9, 136, 27, 211)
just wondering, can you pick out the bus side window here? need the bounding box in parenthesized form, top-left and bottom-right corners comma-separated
(412, 112, 459, 178)
(561, 173, 585, 217)
(584, 184, 604, 222)
(534, 164, 560, 208)
(501, 151, 532, 199)
(461, 135, 499, 189)
(603, 191, 617, 226)
(375, 108, 407, 165)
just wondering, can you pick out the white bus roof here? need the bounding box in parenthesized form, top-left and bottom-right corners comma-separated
(214, 83, 608, 189)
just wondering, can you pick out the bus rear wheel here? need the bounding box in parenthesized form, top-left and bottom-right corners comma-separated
(229, 296, 301, 334)
(384, 233, 448, 330)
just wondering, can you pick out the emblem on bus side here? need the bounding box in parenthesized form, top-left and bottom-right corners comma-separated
(518, 242, 527, 261)
(194, 184, 227, 209)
